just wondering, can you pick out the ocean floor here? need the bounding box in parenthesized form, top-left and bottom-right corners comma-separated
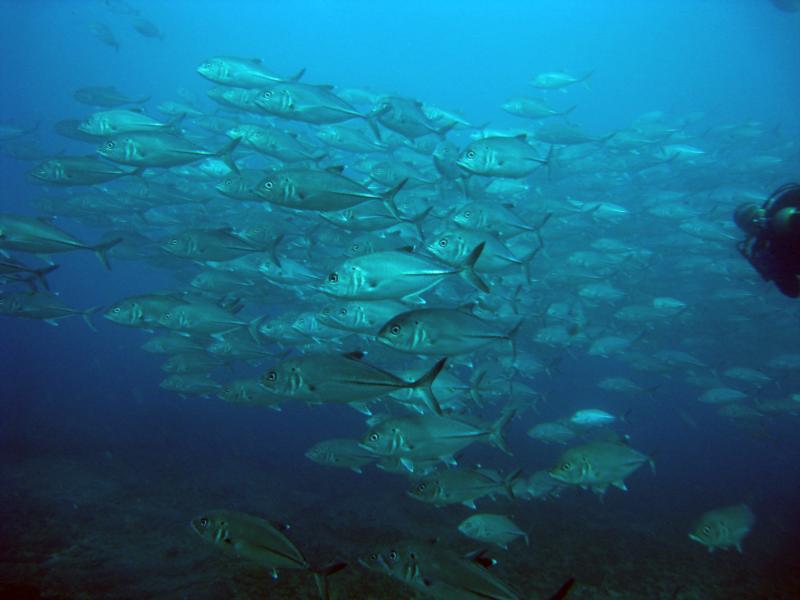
(2, 446, 798, 600)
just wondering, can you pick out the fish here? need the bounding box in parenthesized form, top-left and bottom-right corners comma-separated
(254, 168, 406, 212)
(320, 244, 488, 303)
(457, 135, 550, 178)
(317, 299, 407, 334)
(502, 97, 576, 119)
(458, 513, 529, 548)
(160, 227, 265, 262)
(197, 56, 304, 88)
(0, 258, 58, 290)
(305, 438, 376, 473)
(132, 18, 164, 40)
(567, 409, 624, 429)
(549, 441, 653, 495)
(29, 156, 143, 186)
(261, 352, 447, 414)
(408, 467, 520, 509)
(360, 539, 572, 600)
(104, 293, 188, 329)
(361, 409, 514, 467)
(97, 132, 241, 173)
(79, 109, 179, 137)
(226, 123, 325, 163)
(89, 22, 120, 51)
(527, 422, 577, 445)
(689, 504, 755, 553)
(0, 292, 99, 330)
(530, 70, 593, 89)
(374, 95, 454, 140)
(217, 378, 282, 409)
(160, 374, 221, 396)
(0, 214, 121, 269)
(377, 307, 522, 357)
(190, 510, 346, 598)
(73, 86, 150, 107)
(255, 83, 379, 134)
(426, 228, 541, 279)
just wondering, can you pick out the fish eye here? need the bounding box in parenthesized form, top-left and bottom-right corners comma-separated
(263, 181, 273, 190)
(199, 517, 209, 528)
(466, 150, 476, 159)
(265, 371, 277, 382)
(368, 433, 379, 441)
(388, 550, 398, 561)
(369, 552, 378, 560)
(224, 179, 232, 186)
(339, 308, 347, 315)
(163, 312, 171, 319)
(702, 526, 711, 534)
(263, 90, 273, 99)
(169, 239, 178, 245)
(104, 141, 115, 150)
(417, 483, 426, 491)
(464, 210, 472, 218)
(352, 244, 360, 251)
(112, 307, 121, 313)
(561, 463, 571, 471)
(390, 324, 401, 335)
(328, 272, 339, 283)
(438, 238, 448, 247)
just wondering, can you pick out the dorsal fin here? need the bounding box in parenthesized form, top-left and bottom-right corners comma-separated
(249, 57, 262, 64)
(342, 350, 365, 360)
(325, 165, 345, 174)
(396, 245, 414, 253)
(514, 133, 527, 140)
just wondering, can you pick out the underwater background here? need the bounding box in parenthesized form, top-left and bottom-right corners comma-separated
(1, 1, 800, 598)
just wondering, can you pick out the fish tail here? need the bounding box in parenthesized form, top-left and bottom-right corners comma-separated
(247, 315, 266, 344)
(82, 306, 101, 332)
(435, 120, 457, 139)
(32, 263, 59, 291)
(288, 67, 306, 82)
(489, 408, 516, 455)
(165, 112, 186, 133)
(546, 577, 576, 600)
(216, 136, 241, 174)
(410, 357, 447, 415)
(458, 241, 489, 293)
(381, 178, 408, 220)
(506, 319, 524, 364)
(519, 244, 542, 284)
(267, 233, 285, 268)
(469, 367, 487, 407)
(89, 237, 123, 270)
(502, 467, 523, 499)
(400, 205, 432, 240)
(310, 561, 347, 600)
(364, 112, 383, 142)
(541, 144, 555, 181)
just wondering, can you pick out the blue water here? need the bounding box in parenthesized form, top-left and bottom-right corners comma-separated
(2, 1, 800, 598)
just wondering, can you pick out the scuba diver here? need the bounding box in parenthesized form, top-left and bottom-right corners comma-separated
(733, 183, 800, 298)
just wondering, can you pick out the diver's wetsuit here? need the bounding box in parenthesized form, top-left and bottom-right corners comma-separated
(738, 185, 800, 298)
